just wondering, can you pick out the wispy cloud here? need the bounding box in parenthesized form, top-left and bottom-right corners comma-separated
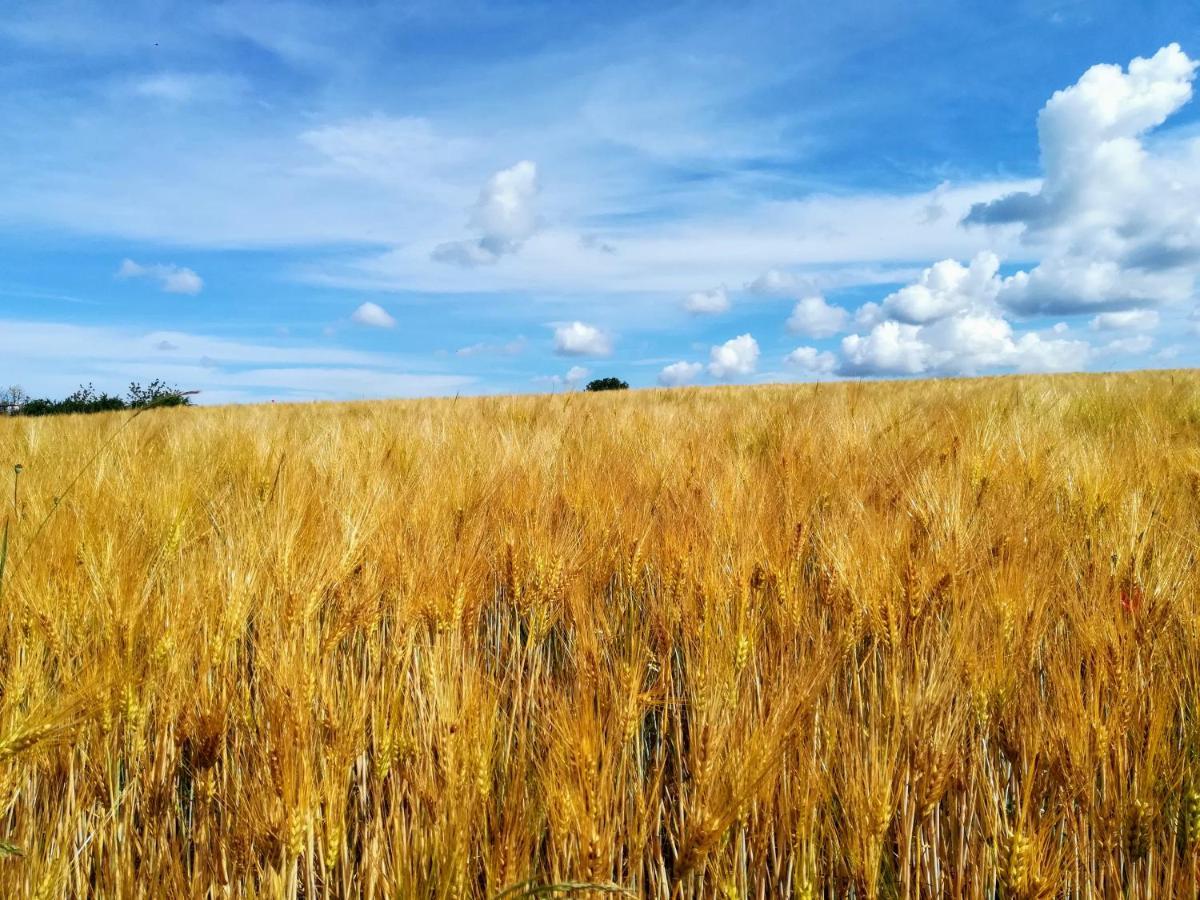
(0, 319, 467, 402)
(116, 259, 204, 295)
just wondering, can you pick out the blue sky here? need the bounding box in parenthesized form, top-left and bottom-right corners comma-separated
(2, 0, 1199, 403)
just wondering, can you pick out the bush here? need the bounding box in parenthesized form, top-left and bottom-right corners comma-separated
(585, 377, 629, 392)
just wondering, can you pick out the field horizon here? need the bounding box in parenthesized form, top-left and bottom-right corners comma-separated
(3, 368, 1200, 897)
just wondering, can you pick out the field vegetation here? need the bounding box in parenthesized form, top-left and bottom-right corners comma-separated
(2, 371, 1200, 897)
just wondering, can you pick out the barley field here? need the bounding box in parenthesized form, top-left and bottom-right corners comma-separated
(2, 371, 1200, 897)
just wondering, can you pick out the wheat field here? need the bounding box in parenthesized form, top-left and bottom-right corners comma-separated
(1, 371, 1200, 897)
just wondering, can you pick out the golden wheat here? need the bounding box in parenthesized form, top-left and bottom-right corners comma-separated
(1, 370, 1199, 897)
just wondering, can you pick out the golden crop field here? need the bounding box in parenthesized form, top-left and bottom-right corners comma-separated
(2, 370, 1200, 898)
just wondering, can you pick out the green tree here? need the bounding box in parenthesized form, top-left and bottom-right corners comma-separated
(585, 377, 629, 392)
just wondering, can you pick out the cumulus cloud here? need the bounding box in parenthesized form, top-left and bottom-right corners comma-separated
(840, 322, 929, 376)
(707, 334, 759, 378)
(116, 258, 203, 295)
(1090, 309, 1160, 331)
(825, 53, 1200, 389)
(351, 301, 396, 328)
(553, 321, 612, 357)
(872, 252, 1001, 325)
(786, 295, 849, 338)
(840, 314, 1090, 377)
(658, 361, 703, 386)
(433, 160, 539, 266)
(837, 251, 1092, 377)
(966, 44, 1200, 315)
(683, 286, 730, 314)
(784, 346, 838, 377)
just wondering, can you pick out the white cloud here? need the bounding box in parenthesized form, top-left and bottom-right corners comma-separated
(840, 321, 928, 376)
(553, 321, 612, 356)
(682, 286, 730, 314)
(1104, 335, 1154, 355)
(839, 314, 1090, 377)
(786, 295, 848, 338)
(874, 252, 1000, 325)
(1090, 309, 1160, 331)
(351, 301, 396, 328)
(784, 346, 837, 377)
(996, 258, 1190, 316)
(707, 334, 759, 378)
(658, 361, 703, 386)
(433, 160, 539, 266)
(967, 44, 1200, 315)
(116, 258, 203, 295)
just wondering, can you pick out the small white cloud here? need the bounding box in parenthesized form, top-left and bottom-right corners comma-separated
(683, 286, 730, 315)
(658, 361, 703, 386)
(784, 346, 837, 377)
(1089, 309, 1160, 331)
(1104, 335, 1154, 355)
(434, 160, 539, 267)
(116, 258, 203, 295)
(351, 301, 396, 328)
(707, 334, 759, 379)
(565, 365, 589, 386)
(786, 295, 848, 338)
(553, 321, 612, 357)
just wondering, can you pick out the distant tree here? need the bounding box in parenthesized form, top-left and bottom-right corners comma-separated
(59, 384, 125, 414)
(12, 380, 192, 416)
(585, 377, 629, 392)
(1, 386, 27, 413)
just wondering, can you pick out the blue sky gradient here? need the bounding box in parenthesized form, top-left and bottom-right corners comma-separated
(2, 1, 1199, 403)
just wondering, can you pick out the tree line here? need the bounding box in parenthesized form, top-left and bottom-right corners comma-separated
(2, 381, 193, 416)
